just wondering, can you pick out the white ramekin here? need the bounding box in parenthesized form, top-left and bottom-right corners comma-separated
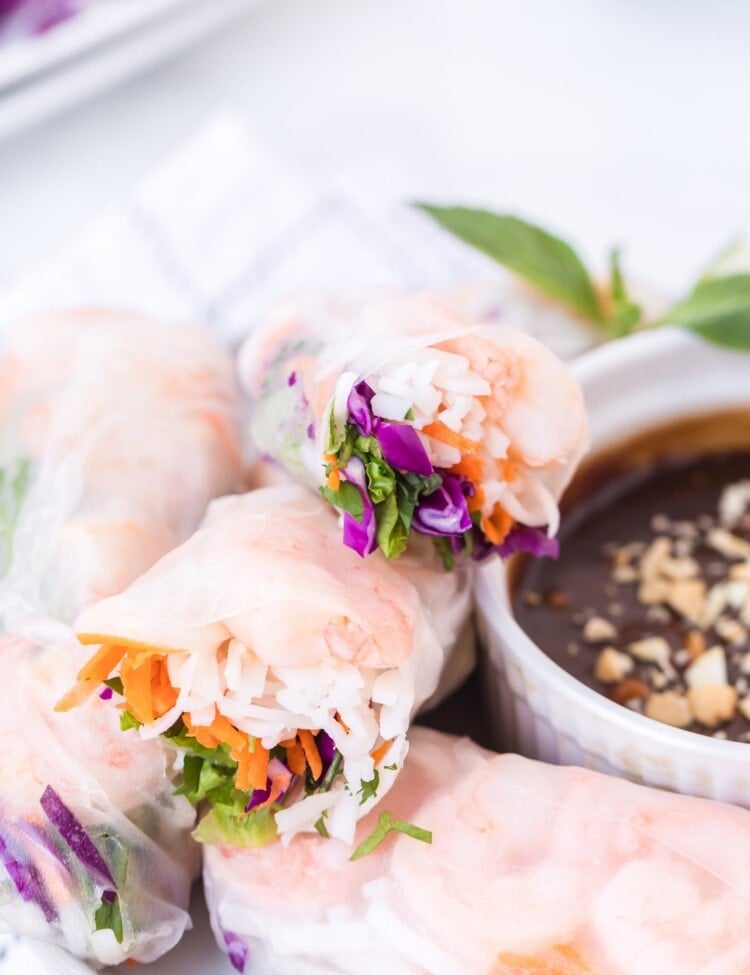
(476, 326, 750, 806)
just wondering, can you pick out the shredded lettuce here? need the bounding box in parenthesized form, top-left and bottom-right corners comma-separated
(193, 805, 278, 848)
(94, 892, 123, 944)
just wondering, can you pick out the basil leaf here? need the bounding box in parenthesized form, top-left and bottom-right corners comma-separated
(320, 481, 364, 521)
(417, 205, 604, 323)
(94, 893, 123, 944)
(350, 811, 432, 861)
(193, 805, 278, 848)
(665, 274, 750, 350)
(608, 248, 642, 337)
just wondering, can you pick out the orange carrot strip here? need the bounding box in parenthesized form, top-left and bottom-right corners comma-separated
(208, 714, 251, 753)
(236, 743, 269, 793)
(467, 483, 486, 515)
(281, 738, 306, 776)
(496, 458, 517, 483)
(450, 455, 485, 482)
(298, 730, 323, 781)
(184, 714, 220, 749)
(335, 712, 350, 735)
(370, 738, 394, 766)
(249, 762, 293, 812)
(121, 655, 154, 724)
(76, 643, 128, 684)
(150, 659, 178, 718)
(482, 503, 513, 546)
(422, 421, 480, 455)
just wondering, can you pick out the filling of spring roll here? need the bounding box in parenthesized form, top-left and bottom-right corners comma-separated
(62, 489, 459, 847)
(245, 293, 588, 566)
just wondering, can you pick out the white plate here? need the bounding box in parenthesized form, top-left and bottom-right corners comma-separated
(0, 0, 255, 142)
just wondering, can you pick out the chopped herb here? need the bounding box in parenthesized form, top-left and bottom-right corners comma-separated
(350, 811, 432, 861)
(103, 677, 123, 696)
(119, 710, 142, 732)
(358, 770, 380, 805)
(94, 892, 123, 944)
(384, 763, 397, 771)
(314, 814, 329, 838)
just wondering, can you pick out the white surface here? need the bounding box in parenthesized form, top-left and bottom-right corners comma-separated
(2, 0, 750, 293)
(476, 328, 750, 804)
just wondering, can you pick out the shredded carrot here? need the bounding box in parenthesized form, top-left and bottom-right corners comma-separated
(496, 458, 517, 483)
(422, 421, 480, 455)
(281, 737, 307, 776)
(467, 483, 486, 515)
(150, 658, 178, 718)
(76, 643, 128, 684)
(183, 713, 220, 749)
(250, 762, 293, 811)
(298, 730, 323, 781)
(450, 455, 485, 482)
(482, 503, 514, 546)
(335, 712, 350, 735)
(370, 738, 393, 766)
(207, 713, 251, 754)
(120, 654, 154, 724)
(236, 743, 269, 792)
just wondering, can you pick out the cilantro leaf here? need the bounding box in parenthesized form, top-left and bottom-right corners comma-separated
(350, 811, 432, 861)
(94, 893, 123, 944)
(103, 677, 123, 696)
(418, 205, 604, 323)
(663, 273, 750, 350)
(358, 770, 380, 805)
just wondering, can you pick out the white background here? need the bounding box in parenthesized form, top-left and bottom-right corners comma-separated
(2, 0, 750, 295)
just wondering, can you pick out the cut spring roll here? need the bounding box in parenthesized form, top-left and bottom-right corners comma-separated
(0, 634, 197, 966)
(204, 726, 750, 975)
(239, 291, 588, 566)
(66, 487, 473, 846)
(0, 309, 242, 625)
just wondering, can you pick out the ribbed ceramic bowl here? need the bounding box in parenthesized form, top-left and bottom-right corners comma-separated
(475, 327, 750, 805)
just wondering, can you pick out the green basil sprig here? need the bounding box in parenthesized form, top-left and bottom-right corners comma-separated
(418, 204, 750, 351)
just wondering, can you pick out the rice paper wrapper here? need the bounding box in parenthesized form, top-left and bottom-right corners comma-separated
(0, 632, 198, 967)
(0, 309, 242, 628)
(73, 486, 474, 845)
(239, 290, 588, 563)
(204, 725, 750, 975)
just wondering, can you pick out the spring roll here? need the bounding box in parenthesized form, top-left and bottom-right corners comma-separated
(0, 310, 244, 964)
(204, 725, 750, 975)
(66, 486, 473, 847)
(0, 309, 242, 625)
(0, 633, 197, 966)
(239, 291, 588, 566)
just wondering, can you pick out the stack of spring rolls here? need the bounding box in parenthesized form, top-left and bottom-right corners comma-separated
(6, 292, 750, 975)
(0, 311, 244, 965)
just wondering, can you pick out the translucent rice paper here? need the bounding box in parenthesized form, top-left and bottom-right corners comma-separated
(204, 726, 750, 975)
(73, 487, 474, 843)
(0, 309, 242, 628)
(238, 290, 588, 561)
(0, 633, 198, 966)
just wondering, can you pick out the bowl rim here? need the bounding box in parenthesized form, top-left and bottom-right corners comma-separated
(479, 325, 750, 759)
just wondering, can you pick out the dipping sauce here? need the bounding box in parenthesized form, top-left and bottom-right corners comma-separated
(513, 409, 750, 741)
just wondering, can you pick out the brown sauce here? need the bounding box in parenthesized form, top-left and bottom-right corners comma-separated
(512, 409, 750, 741)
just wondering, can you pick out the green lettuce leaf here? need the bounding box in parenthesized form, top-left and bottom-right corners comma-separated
(94, 894, 124, 944)
(193, 805, 278, 848)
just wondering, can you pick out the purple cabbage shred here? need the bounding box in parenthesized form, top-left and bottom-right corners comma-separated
(39, 786, 114, 886)
(0, 831, 57, 922)
(341, 456, 377, 558)
(412, 472, 472, 537)
(222, 929, 249, 972)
